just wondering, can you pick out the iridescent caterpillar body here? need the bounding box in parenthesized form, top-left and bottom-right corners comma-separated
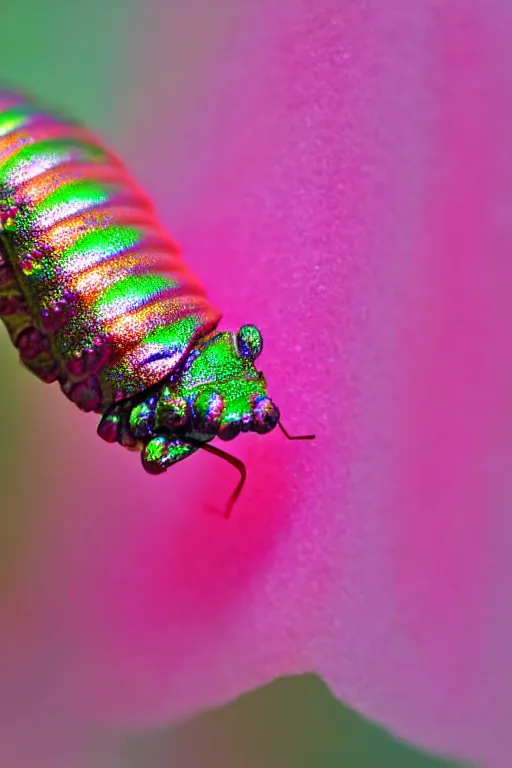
(0, 90, 311, 512)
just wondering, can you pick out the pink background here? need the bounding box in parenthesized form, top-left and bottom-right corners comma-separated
(1, 1, 511, 766)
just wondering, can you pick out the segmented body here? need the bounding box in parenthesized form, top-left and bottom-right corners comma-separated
(0, 90, 221, 413)
(0, 89, 291, 503)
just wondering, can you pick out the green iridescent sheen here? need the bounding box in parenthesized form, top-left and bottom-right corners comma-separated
(237, 324, 263, 359)
(129, 400, 153, 434)
(167, 439, 195, 461)
(95, 273, 177, 316)
(155, 388, 188, 428)
(60, 224, 142, 270)
(179, 331, 268, 425)
(98, 323, 281, 480)
(34, 179, 114, 221)
(143, 316, 199, 348)
(144, 435, 168, 463)
(0, 105, 36, 138)
(145, 435, 195, 464)
(0, 139, 105, 186)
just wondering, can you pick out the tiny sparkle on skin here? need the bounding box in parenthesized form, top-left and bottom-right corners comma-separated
(0, 89, 314, 516)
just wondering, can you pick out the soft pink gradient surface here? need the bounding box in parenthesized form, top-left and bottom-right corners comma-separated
(1, 1, 512, 766)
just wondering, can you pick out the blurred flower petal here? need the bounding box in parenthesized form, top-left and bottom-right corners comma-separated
(1, 2, 511, 767)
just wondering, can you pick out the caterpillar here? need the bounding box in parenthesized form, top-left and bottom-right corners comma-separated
(0, 89, 312, 515)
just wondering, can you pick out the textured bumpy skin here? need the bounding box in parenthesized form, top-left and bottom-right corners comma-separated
(0, 90, 221, 409)
(0, 89, 283, 478)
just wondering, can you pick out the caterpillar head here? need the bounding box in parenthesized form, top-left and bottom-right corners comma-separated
(97, 323, 312, 515)
(98, 324, 279, 453)
(174, 324, 280, 440)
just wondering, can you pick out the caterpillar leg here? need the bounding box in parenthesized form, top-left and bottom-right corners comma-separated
(0, 242, 59, 383)
(97, 403, 199, 473)
(141, 435, 198, 474)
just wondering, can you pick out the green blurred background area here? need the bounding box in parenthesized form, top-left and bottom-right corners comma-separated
(119, 675, 469, 768)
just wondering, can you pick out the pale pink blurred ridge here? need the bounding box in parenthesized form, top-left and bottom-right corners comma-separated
(1, 1, 512, 766)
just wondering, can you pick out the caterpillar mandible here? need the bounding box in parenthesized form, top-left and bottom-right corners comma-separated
(0, 90, 313, 515)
